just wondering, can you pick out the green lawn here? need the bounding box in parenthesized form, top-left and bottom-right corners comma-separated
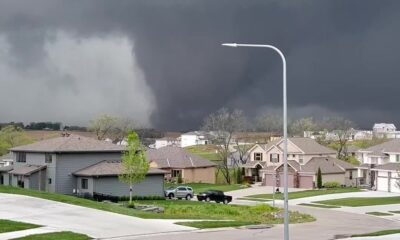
(176, 221, 255, 229)
(165, 183, 248, 194)
(11, 231, 91, 240)
(134, 200, 314, 226)
(366, 212, 394, 216)
(185, 145, 220, 161)
(247, 188, 362, 200)
(0, 186, 314, 228)
(0, 220, 40, 234)
(297, 203, 340, 209)
(351, 229, 400, 237)
(315, 196, 400, 207)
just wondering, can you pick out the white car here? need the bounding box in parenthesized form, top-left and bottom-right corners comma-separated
(164, 186, 194, 200)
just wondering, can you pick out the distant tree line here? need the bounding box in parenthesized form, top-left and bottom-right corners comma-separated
(0, 122, 88, 131)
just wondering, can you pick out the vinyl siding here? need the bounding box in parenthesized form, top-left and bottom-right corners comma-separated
(55, 152, 122, 194)
(92, 175, 164, 197)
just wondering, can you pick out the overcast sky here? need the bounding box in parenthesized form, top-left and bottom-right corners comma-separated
(1, 0, 400, 130)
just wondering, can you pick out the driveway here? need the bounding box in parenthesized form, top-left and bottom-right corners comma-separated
(0, 193, 193, 239)
(227, 183, 305, 199)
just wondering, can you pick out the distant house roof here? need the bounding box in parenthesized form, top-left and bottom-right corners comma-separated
(373, 123, 396, 130)
(263, 138, 336, 155)
(372, 163, 400, 171)
(0, 153, 12, 161)
(10, 135, 126, 153)
(346, 145, 360, 153)
(0, 165, 13, 172)
(360, 139, 400, 153)
(147, 146, 216, 169)
(241, 161, 265, 169)
(73, 160, 166, 177)
(9, 165, 46, 176)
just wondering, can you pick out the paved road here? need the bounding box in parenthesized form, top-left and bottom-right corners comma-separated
(0, 193, 193, 239)
(129, 204, 400, 240)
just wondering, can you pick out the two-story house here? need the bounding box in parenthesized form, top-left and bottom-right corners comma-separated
(1, 134, 165, 197)
(243, 137, 356, 188)
(357, 139, 400, 192)
(373, 123, 400, 139)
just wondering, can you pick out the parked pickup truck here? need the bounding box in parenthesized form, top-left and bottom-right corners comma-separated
(165, 186, 194, 200)
(197, 190, 232, 204)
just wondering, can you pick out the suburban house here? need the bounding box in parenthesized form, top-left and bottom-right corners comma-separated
(180, 131, 212, 148)
(147, 146, 217, 183)
(0, 134, 166, 197)
(242, 138, 356, 188)
(154, 137, 180, 149)
(370, 163, 400, 193)
(357, 139, 400, 192)
(262, 157, 356, 188)
(373, 123, 400, 139)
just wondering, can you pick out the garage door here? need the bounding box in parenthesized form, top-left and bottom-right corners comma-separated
(263, 174, 274, 186)
(377, 177, 388, 192)
(278, 173, 294, 188)
(390, 178, 400, 193)
(299, 175, 313, 189)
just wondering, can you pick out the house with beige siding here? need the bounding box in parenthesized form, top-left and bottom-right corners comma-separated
(1, 134, 166, 197)
(242, 138, 355, 188)
(148, 146, 216, 183)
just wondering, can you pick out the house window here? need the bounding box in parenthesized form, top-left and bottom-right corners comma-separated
(397, 155, 400, 162)
(16, 152, 26, 163)
(254, 153, 263, 161)
(81, 179, 88, 189)
(172, 169, 182, 178)
(45, 154, 52, 163)
(292, 154, 296, 158)
(349, 171, 353, 180)
(299, 156, 304, 164)
(270, 154, 279, 163)
(48, 178, 52, 184)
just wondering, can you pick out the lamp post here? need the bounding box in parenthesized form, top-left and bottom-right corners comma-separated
(222, 43, 289, 240)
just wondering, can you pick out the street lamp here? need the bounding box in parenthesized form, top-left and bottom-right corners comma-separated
(222, 43, 289, 240)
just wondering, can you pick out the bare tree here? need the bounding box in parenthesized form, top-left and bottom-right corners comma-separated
(289, 117, 317, 137)
(321, 117, 355, 159)
(89, 115, 135, 143)
(202, 108, 246, 184)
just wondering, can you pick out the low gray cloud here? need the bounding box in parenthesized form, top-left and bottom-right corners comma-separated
(0, 0, 399, 130)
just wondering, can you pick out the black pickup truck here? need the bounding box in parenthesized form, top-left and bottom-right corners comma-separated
(197, 190, 232, 204)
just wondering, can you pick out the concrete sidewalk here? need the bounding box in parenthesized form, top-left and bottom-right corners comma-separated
(0, 193, 194, 239)
(0, 227, 57, 240)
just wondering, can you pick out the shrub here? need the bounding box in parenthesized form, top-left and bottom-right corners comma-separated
(127, 202, 135, 208)
(236, 168, 243, 184)
(177, 172, 183, 184)
(118, 195, 166, 201)
(324, 181, 341, 188)
(317, 167, 322, 189)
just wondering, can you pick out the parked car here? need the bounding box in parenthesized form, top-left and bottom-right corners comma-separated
(197, 190, 232, 204)
(165, 186, 194, 200)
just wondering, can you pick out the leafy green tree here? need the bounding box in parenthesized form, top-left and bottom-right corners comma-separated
(119, 131, 149, 205)
(0, 126, 32, 156)
(317, 167, 322, 189)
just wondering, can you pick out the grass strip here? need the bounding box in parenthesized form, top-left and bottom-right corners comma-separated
(247, 188, 361, 200)
(298, 203, 340, 208)
(11, 231, 91, 240)
(351, 229, 400, 237)
(0, 220, 40, 234)
(176, 221, 254, 229)
(366, 212, 394, 216)
(315, 197, 400, 207)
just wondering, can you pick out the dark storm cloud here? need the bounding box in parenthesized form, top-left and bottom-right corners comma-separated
(0, 0, 400, 130)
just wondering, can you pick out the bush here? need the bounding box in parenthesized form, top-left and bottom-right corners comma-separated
(177, 172, 183, 184)
(317, 167, 322, 189)
(118, 195, 166, 201)
(324, 182, 341, 188)
(127, 202, 135, 208)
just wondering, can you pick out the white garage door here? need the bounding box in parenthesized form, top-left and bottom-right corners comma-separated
(390, 178, 400, 193)
(377, 177, 388, 192)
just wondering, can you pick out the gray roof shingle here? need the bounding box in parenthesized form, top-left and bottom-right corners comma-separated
(9, 165, 46, 176)
(263, 138, 336, 155)
(372, 163, 400, 171)
(10, 135, 126, 153)
(302, 157, 355, 174)
(73, 160, 166, 177)
(147, 146, 216, 168)
(361, 139, 400, 153)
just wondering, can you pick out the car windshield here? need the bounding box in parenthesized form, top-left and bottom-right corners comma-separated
(167, 186, 176, 190)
